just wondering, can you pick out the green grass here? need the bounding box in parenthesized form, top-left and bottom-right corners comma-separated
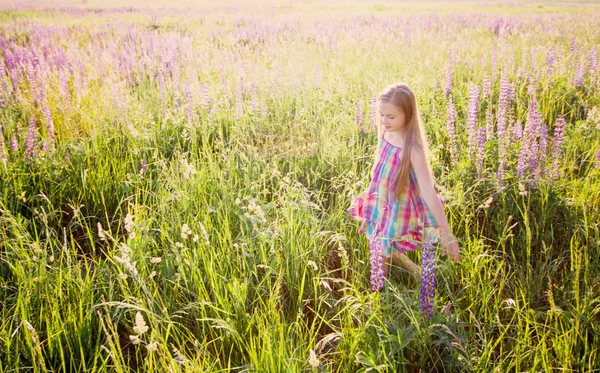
(1, 1, 600, 372)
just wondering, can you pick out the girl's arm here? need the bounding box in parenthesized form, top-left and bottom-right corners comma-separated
(410, 146, 452, 235)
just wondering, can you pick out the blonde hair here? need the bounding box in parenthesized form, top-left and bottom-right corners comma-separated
(377, 83, 435, 200)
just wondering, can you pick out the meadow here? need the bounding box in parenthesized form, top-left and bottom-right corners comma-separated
(0, 0, 599, 371)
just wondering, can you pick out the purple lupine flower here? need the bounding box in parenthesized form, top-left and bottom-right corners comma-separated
(596, 150, 600, 169)
(537, 123, 548, 179)
(518, 97, 540, 179)
(235, 77, 243, 118)
(444, 66, 452, 98)
(11, 136, 18, 152)
(467, 82, 480, 162)
(140, 158, 147, 175)
(483, 75, 491, 99)
(476, 127, 486, 178)
(355, 99, 364, 132)
(496, 73, 510, 187)
(546, 46, 555, 71)
(0, 123, 6, 166)
(157, 71, 166, 109)
(0, 63, 10, 103)
(24, 117, 38, 164)
(369, 95, 377, 130)
(446, 98, 457, 164)
(589, 46, 597, 77)
(419, 240, 436, 320)
(26, 60, 39, 105)
(42, 105, 54, 151)
(250, 82, 258, 114)
(59, 68, 69, 105)
(368, 233, 385, 292)
(183, 83, 194, 124)
(200, 81, 210, 110)
(5, 50, 19, 97)
(548, 117, 567, 181)
(513, 120, 523, 141)
(485, 105, 494, 142)
(574, 62, 585, 88)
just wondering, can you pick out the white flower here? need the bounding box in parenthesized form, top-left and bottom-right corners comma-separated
(124, 213, 135, 233)
(181, 224, 192, 240)
(133, 311, 149, 335)
(98, 222, 106, 241)
(307, 260, 318, 271)
(308, 349, 320, 367)
(192, 234, 199, 242)
(199, 223, 209, 246)
(118, 273, 128, 280)
(150, 257, 162, 264)
(129, 334, 141, 345)
(175, 242, 184, 248)
(146, 341, 158, 352)
(181, 158, 197, 180)
(149, 270, 157, 278)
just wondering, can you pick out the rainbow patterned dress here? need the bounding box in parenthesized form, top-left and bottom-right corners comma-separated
(347, 129, 445, 258)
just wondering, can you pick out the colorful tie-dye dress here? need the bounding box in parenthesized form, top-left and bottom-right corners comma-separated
(347, 129, 445, 258)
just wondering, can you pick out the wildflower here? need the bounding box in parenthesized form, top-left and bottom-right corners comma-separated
(24, 117, 38, 164)
(11, 136, 18, 152)
(150, 257, 162, 264)
(368, 232, 385, 292)
(124, 213, 135, 238)
(369, 94, 377, 130)
(476, 127, 486, 178)
(467, 82, 480, 162)
(355, 98, 364, 132)
(518, 182, 528, 196)
(97, 222, 106, 241)
(596, 150, 600, 169)
(537, 123, 548, 179)
(446, 98, 457, 164)
(309, 349, 320, 367)
(180, 157, 197, 179)
(133, 311, 149, 335)
(146, 341, 158, 352)
(483, 75, 491, 99)
(140, 158, 147, 175)
(199, 222, 210, 246)
(250, 82, 258, 114)
(129, 335, 141, 345)
(42, 105, 54, 151)
(181, 223, 192, 240)
(496, 73, 510, 187)
(419, 241, 436, 320)
(444, 66, 452, 98)
(149, 270, 157, 278)
(0, 123, 6, 166)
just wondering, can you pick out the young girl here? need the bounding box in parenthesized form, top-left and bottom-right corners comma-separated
(348, 83, 460, 281)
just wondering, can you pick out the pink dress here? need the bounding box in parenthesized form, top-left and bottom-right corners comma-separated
(347, 129, 445, 258)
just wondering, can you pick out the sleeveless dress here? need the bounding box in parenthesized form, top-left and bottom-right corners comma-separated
(347, 129, 445, 258)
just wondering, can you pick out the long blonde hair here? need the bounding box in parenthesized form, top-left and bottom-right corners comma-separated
(377, 83, 435, 201)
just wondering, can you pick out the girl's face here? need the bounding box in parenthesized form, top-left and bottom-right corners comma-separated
(378, 102, 407, 134)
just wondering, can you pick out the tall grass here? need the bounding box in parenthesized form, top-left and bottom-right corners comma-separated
(0, 1, 599, 372)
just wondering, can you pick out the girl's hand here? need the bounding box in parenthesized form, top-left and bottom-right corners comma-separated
(440, 233, 460, 263)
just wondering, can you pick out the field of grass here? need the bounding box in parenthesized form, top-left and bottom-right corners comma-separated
(0, 1, 599, 371)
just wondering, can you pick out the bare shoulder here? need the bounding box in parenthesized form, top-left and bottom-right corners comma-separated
(409, 143, 426, 165)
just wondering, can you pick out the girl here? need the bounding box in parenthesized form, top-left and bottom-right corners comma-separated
(348, 83, 460, 281)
